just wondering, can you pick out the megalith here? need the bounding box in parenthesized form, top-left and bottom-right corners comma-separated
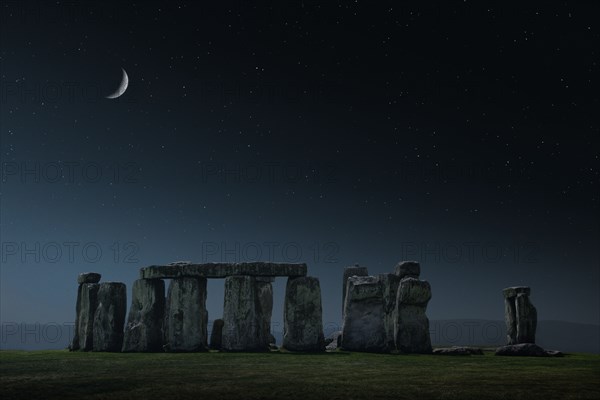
(70, 273, 101, 351)
(503, 286, 537, 344)
(342, 276, 386, 352)
(222, 275, 266, 351)
(394, 261, 420, 279)
(342, 265, 369, 315)
(122, 279, 166, 352)
(394, 276, 432, 354)
(283, 276, 325, 351)
(92, 282, 127, 352)
(164, 277, 208, 352)
(378, 273, 402, 352)
(255, 277, 274, 349)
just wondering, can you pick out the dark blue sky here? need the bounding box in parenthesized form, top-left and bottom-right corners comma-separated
(1, 1, 598, 333)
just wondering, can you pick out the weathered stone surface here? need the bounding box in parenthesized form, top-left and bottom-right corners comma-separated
(394, 261, 420, 279)
(342, 265, 369, 315)
(325, 331, 342, 351)
(397, 278, 431, 306)
(516, 293, 537, 344)
(503, 286, 537, 345)
(379, 273, 402, 351)
(70, 283, 99, 351)
(283, 276, 325, 352)
(93, 282, 127, 352)
(496, 343, 550, 357)
(222, 276, 266, 351)
(122, 279, 165, 352)
(77, 272, 101, 285)
(433, 346, 484, 355)
(209, 319, 224, 350)
(342, 276, 386, 352)
(394, 277, 432, 354)
(256, 279, 273, 349)
(140, 262, 307, 279)
(164, 277, 208, 352)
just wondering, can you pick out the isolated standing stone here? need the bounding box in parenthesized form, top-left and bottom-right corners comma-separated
(342, 265, 369, 315)
(165, 277, 208, 352)
(394, 277, 432, 354)
(222, 275, 265, 351)
(379, 273, 402, 351)
(394, 261, 420, 279)
(503, 286, 537, 345)
(122, 279, 165, 352)
(342, 276, 386, 352)
(283, 276, 325, 351)
(71, 282, 99, 351)
(209, 319, 224, 350)
(93, 282, 127, 352)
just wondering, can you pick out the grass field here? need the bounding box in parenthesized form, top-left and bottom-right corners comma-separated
(1, 350, 599, 399)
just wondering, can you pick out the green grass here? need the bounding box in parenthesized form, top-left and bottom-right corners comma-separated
(1, 350, 599, 399)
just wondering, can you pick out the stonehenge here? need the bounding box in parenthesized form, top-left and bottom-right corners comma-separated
(71, 262, 322, 353)
(341, 261, 432, 354)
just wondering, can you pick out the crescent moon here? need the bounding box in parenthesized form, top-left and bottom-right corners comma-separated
(106, 68, 129, 99)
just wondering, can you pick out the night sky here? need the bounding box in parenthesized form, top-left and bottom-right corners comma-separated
(1, 1, 598, 339)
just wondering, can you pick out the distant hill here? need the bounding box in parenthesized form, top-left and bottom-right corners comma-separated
(2, 320, 598, 354)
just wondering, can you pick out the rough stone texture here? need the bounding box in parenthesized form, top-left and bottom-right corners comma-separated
(378, 273, 402, 351)
(394, 277, 432, 354)
(140, 262, 307, 279)
(222, 276, 266, 351)
(394, 261, 421, 279)
(503, 286, 537, 345)
(122, 279, 165, 352)
(256, 280, 273, 349)
(70, 283, 99, 351)
(495, 343, 562, 357)
(325, 331, 342, 351)
(92, 282, 127, 352)
(209, 319, 224, 350)
(164, 277, 208, 352)
(515, 293, 537, 344)
(342, 265, 369, 315)
(433, 346, 484, 355)
(342, 276, 386, 352)
(283, 276, 325, 352)
(77, 272, 101, 285)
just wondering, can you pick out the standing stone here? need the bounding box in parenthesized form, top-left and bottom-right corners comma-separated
(342, 276, 386, 352)
(209, 319, 224, 350)
(222, 275, 265, 351)
(71, 282, 99, 351)
(394, 277, 432, 354)
(503, 286, 537, 344)
(394, 261, 420, 279)
(378, 273, 402, 352)
(77, 272, 101, 285)
(122, 279, 166, 352)
(165, 277, 208, 352)
(255, 278, 274, 349)
(342, 265, 369, 315)
(283, 276, 325, 351)
(93, 282, 127, 352)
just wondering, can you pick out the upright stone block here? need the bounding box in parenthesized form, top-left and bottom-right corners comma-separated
(283, 276, 325, 352)
(255, 279, 274, 349)
(342, 276, 386, 352)
(165, 277, 208, 352)
(378, 273, 402, 351)
(122, 279, 166, 352)
(503, 286, 537, 345)
(394, 261, 420, 279)
(93, 282, 127, 352)
(71, 282, 99, 351)
(394, 277, 432, 354)
(222, 275, 266, 351)
(342, 265, 369, 315)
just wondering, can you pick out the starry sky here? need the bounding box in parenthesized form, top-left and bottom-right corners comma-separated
(1, 1, 599, 338)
